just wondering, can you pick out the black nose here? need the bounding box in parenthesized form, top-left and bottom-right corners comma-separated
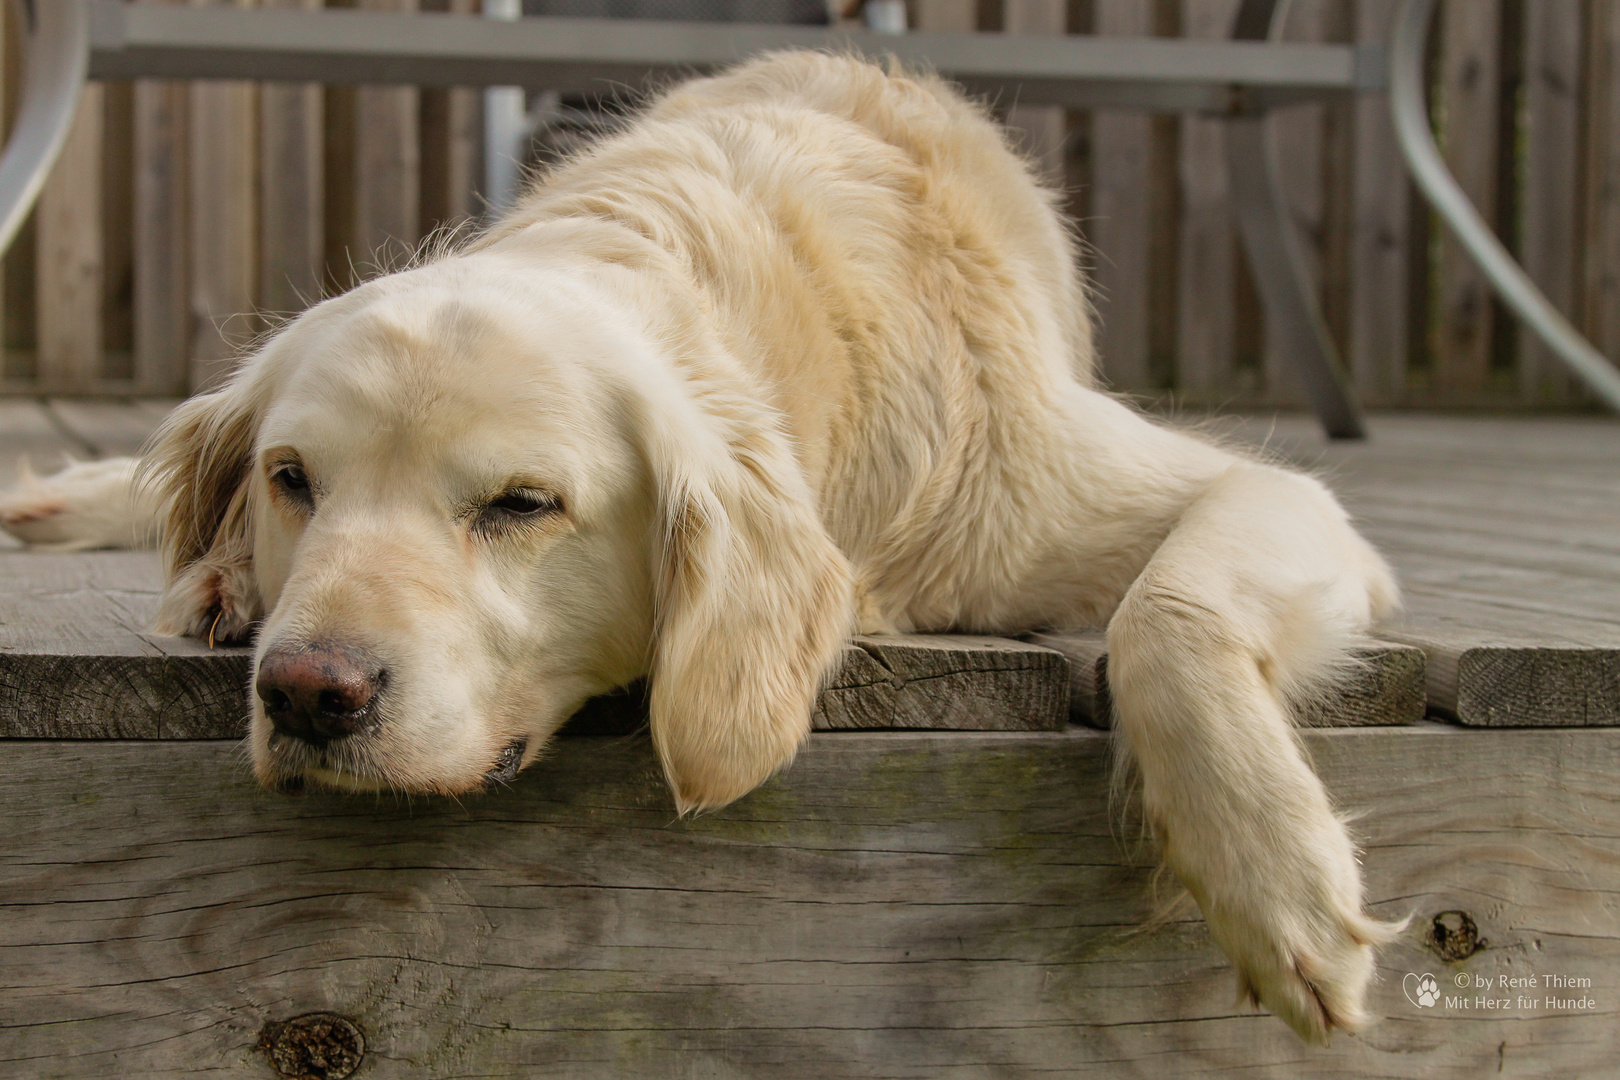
(256, 643, 386, 745)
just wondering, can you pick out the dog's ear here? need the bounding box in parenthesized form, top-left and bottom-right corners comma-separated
(647, 394, 854, 814)
(144, 381, 264, 644)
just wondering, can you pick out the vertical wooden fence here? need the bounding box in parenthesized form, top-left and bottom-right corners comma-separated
(0, 0, 1614, 409)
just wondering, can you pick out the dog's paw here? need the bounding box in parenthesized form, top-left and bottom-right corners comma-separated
(1181, 821, 1402, 1044)
(0, 457, 160, 550)
(1217, 897, 1400, 1043)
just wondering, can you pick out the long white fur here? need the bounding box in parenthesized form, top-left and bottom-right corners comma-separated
(0, 52, 1400, 1042)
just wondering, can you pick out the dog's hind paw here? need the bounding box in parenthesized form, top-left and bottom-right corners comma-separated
(0, 457, 161, 551)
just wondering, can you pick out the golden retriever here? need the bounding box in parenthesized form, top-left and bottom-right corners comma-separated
(0, 52, 1400, 1043)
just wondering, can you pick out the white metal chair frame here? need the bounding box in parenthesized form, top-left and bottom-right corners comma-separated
(5, 0, 1615, 434)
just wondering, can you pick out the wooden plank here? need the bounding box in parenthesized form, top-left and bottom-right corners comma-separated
(100, 81, 137, 381)
(1088, 0, 1154, 392)
(1260, 0, 1330, 407)
(1519, 0, 1581, 405)
(418, 0, 483, 237)
(1174, 0, 1239, 401)
(913, 0, 976, 33)
(817, 634, 1068, 731)
(35, 83, 104, 394)
(1199, 411, 1620, 727)
(133, 0, 192, 398)
(1434, 0, 1502, 399)
(1582, 0, 1620, 370)
(1030, 630, 1426, 728)
(353, 0, 421, 274)
(1348, 0, 1409, 406)
(3, 727, 1620, 1075)
(258, 0, 325, 321)
(1001, 0, 1067, 186)
(188, 0, 260, 391)
(0, 551, 1069, 738)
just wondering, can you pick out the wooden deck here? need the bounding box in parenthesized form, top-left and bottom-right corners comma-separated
(2, 402, 1619, 1078)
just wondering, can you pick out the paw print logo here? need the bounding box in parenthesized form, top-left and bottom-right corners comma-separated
(1403, 972, 1440, 1008)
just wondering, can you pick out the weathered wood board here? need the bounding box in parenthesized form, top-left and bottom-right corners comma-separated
(1209, 413, 1620, 726)
(0, 550, 1068, 737)
(2, 727, 1618, 1078)
(1030, 630, 1427, 729)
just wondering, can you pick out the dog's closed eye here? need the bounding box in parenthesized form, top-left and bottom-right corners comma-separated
(270, 462, 314, 509)
(474, 489, 563, 535)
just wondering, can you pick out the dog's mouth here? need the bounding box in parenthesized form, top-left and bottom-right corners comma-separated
(259, 733, 530, 795)
(483, 738, 528, 786)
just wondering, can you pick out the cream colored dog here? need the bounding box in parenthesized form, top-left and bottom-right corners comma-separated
(0, 52, 1399, 1042)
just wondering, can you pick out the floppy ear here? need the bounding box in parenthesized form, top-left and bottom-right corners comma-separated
(647, 396, 854, 814)
(143, 381, 264, 644)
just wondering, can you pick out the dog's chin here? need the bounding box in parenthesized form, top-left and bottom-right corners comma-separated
(254, 735, 533, 796)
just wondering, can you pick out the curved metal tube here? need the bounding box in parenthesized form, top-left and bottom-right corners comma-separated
(1392, 0, 1620, 412)
(0, 0, 89, 258)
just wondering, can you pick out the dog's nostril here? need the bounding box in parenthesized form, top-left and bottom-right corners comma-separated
(264, 688, 294, 716)
(317, 689, 351, 717)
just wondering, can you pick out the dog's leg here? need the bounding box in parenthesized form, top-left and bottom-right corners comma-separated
(1106, 460, 1401, 1043)
(0, 456, 164, 550)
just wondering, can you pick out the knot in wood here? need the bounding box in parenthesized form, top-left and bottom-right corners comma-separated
(1430, 910, 1487, 962)
(257, 1013, 365, 1080)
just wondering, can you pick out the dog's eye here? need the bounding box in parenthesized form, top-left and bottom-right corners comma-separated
(477, 489, 561, 532)
(270, 464, 312, 503)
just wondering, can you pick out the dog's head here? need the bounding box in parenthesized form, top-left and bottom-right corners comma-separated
(149, 234, 852, 808)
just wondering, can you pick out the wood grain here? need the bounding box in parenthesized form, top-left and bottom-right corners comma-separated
(2, 727, 1618, 1077)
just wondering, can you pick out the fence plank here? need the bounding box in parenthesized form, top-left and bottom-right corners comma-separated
(1089, 0, 1153, 392)
(100, 82, 136, 381)
(1519, 1, 1581, 404)
(133, 0, 191, 397)
(1582, 0, 1620, 369)
(1349, 0, 1409, 406)
(1002, 0, 1067, 186)
(1257, 0, 1334, 407)
(1434, 0, 1502, 398)
(353, 0, 422, 275)
(418, 0, 483, 238)
(259, 0, 325, 323)
(188, 0, 260, 392)
(913, 0, 975, 32)
(1174, 0, 1238, 401)
(36, 84, 103, 394)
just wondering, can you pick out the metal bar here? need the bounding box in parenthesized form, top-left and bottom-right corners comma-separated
(1227, 0, 1367, 439)
(0, 0, 89, 258)
(84, 1, 1376, 109)
(1390, 0, 1620, 413)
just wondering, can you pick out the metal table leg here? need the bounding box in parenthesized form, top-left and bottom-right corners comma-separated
(1227, 0, 1366, 440)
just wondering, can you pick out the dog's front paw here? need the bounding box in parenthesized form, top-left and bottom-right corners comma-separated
(1214, 893, 1398, 1043)
(1181, 823, 1402, 1044)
